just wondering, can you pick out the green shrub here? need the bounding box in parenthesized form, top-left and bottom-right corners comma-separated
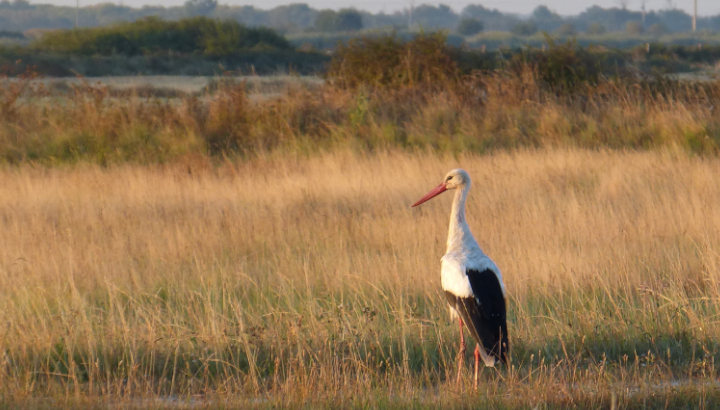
(314, 9, 363, 32)
(626, 20, 643, 35)
(648, 23, 668, 36)
(336, 9, 363, 32)
(326, 32, 458, 89)
(555, 23, 576, 37)
(510, 36, 603, 91)
(314, 10, 338, 32)
(31, 17, 291, 57)
(457, 18, 484, 36)
(511, 21, 538, 36)
(586, 22, 606, 35)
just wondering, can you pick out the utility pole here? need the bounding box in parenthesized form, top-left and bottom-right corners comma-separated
(641, 0, 646, 25)
(408, 0, 414, 29)
(692, 0, 697, 32)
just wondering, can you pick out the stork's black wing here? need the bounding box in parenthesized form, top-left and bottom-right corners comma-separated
(445, 268, 508, 364)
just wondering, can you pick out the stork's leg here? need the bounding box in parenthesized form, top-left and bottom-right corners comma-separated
(456, 317, 466, 386)
(473, 344, 481, 391)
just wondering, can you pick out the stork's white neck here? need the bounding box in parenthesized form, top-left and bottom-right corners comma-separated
(446, 182, 479, 254)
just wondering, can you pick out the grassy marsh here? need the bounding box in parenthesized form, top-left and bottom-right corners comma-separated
(2, 149, 720, 408)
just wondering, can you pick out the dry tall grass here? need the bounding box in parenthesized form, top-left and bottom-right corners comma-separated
(2, 69, 720, 165)
(2, 148, 720, 408)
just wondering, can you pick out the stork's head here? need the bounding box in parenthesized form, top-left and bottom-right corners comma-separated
(411, 169, 470, 207)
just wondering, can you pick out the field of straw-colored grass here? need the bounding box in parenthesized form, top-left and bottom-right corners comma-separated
(2, 148, 720, 408)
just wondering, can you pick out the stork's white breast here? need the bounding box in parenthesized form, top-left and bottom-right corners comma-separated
(441, 254, 506, 298)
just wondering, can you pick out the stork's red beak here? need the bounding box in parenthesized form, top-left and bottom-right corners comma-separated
(411, 183, 448, 207)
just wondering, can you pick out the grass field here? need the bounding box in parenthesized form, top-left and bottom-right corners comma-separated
(2, 148, 720, 409)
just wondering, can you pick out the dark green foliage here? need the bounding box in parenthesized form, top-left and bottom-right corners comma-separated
(31, 17, 291, 57)
(410, 4, 457, 29)
(460, 4, 521, 32)
(457, 18, 483, 36)
(510, 36, 603, 91)
(314, 10, 338, 32)
(0, 0, 32, 10)
(555, 23, 577, 37)
(183, 0, 216, 16)
(336, 9, 363, 31)
(511, 21, 538, 36)
(294, 29, 720, 54)
(586, 22, 606, 35)
(3, 0, 720, 37)
(0, 46, 328, 76)
(648, 23, 668, 36)
(314, 8, 363, 32)
(531, 5, 564, 32)
(0, 30, 23, 39)
(325, 32, 720, 93)
(626, 20, 643, 35)
(326, 33, 458, 89)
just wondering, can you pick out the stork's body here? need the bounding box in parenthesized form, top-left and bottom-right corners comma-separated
(412, 169, 508, 388)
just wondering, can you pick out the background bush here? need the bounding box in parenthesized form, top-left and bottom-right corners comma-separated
(326, 33, 459, 89)
(31, 16, 291, 57)
(313, 8, 363, 32)
(457, 18, 484, 36)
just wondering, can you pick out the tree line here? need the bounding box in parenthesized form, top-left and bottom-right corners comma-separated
(0, 0, 720, 37)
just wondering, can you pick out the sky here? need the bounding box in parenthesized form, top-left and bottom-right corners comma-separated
(32, 0, 720, 17)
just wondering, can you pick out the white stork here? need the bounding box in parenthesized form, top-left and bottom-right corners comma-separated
(412, 169, 508, 389)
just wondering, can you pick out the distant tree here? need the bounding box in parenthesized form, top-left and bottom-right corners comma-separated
(7, 0, 720, 41)
(647, 23, 668, 35)
(531, 5, 564, 31)
(267, 4, 317, 33)
(360, 10, 405, 30)
(461, 4, 501, 20)
(586, 22, 607, 34)
(0, 0, 32, 10)
(577, 5, 642, 32)
(511, 21, 538, 36)
(707, 15, 720, 32)
(411, 4, 458, 29)
(314, 9, 338, 32)
(532, 6, 557, 20)
(461, 4, 520, 32)
(655, 9, 692, 32)
(457, 18, 483, 35)
(555, 23, 576, 36)
(626, 20, 643, 34)
(184, 0, 217, 16)
(336, 8, 363, 31)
